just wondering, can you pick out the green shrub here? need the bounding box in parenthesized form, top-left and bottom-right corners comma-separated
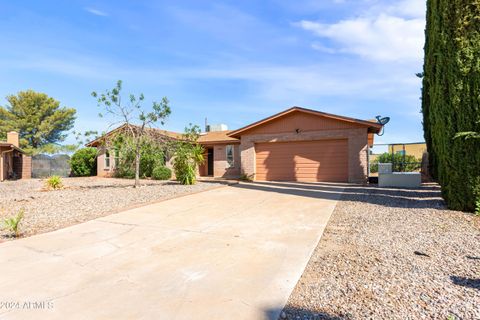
(45, 175, 63, 190)
(112, 135, 165, 179)
(239, 173, 254, 182)
(152, 166, 172, 180)
(139, 143, 165, 178)
(370, 153, 420, 173)
(3, 209, 24, 238)
(173, 125, 204, 185)
(70, 148, 97, 176)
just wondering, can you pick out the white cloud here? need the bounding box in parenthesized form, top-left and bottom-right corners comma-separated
(84, 7, 108, 17)
(296, 0, 426, 62)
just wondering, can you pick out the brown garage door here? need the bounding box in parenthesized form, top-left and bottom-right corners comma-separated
(255, 139, 348, 182)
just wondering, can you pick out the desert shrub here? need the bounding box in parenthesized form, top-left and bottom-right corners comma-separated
(370, 153, 420, 173)
(2, 209, 24, 237)
(152, 166, 172, 180)
(70, 147, 97, 176)
(173, 125, 204, 185)
(139, 143, 165, 178)
(45, 175, 63, 190)
(239, 173, 254, 182)
(112, 134, 165, 179)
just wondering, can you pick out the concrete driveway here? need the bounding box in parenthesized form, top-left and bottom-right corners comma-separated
(0, 181, 344, 320)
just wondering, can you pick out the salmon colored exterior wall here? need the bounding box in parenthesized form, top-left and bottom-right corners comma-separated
(96, 146, 116, 177)
(240, 111, 364, 135)
(199, 143, 241, 178)
(238, 112, 369, 183)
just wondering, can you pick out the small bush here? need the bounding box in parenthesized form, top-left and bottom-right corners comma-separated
(239, 173, 254, 182)
(152, 166, 172, 180)
(115, 165, 135, 179)
(3, 209, 24, 237)
(112, 134, 165, 179)
(70, 148, 97, 176)
(45, 175, 63, 190)
(370, 152, 420, 173)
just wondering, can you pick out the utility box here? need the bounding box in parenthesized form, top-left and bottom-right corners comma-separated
(379, 172, 421, 188)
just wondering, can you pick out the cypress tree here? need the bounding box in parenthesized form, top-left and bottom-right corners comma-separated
(422, 0, 480, 212)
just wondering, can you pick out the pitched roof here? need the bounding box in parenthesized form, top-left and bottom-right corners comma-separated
(0, 142, 24, 153)
(228, 106, 383, 138)
(85, 124, 182, 147)
(197, 130, 239, 144)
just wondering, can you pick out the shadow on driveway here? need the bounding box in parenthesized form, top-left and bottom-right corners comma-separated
(264, 306, 346, 320)
(232, 181, 445, 209)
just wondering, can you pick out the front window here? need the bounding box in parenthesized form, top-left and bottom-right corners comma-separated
(226, 145, 234, 168)
(114, 149, 120, 167)
(104, 149, 111, 169)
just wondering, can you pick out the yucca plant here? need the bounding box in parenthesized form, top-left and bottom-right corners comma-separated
(45, 175, 63, 190)
(172, 125, 204, 185)
(3, 209, 24, 238)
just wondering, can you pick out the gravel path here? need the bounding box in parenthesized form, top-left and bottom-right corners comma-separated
(0, 177, 221, 239)
(281, 184, 480, 320)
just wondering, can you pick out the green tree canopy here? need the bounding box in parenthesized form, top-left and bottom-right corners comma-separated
(0, 90, 76, 153)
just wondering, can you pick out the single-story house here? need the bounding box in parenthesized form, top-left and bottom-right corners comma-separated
(0, 131, 32, 181)
(88, 107, 382, 182)
(85, 124, 182, 177)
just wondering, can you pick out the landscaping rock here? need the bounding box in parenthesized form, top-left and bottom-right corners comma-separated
(0, 177, 221, 239)
(281, 184, 480, 319)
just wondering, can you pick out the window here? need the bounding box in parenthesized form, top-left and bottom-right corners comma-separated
(104, 149, 110, 169)
(226, 145, 234, 168)
(114, 149, 120, 168)
(396, 150, 406, 156)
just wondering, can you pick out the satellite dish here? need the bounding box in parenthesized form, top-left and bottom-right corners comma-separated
(375, 115, 390, 125)
(375, 115, 390, 136)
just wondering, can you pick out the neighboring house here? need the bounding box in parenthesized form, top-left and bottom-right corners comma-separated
(0, 131, 32, 181)
(87, 107, 382, 183)
(388, 142, 426, 159)
(370, 142, 427, 163)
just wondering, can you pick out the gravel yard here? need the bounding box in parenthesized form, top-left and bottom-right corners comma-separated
(281, 184, 480, 320)
(0, 177, 221, 239)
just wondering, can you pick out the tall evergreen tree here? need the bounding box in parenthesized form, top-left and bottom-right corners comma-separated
(0, 90, 76, 153)
(422, 0, 480, 211)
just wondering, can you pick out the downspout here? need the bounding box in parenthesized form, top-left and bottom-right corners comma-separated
(0, 147, 14, 182)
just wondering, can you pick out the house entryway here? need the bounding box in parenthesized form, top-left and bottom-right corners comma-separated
(207, 148, 214, 176)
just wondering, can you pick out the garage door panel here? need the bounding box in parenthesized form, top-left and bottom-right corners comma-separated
(255, 139, 348, 182)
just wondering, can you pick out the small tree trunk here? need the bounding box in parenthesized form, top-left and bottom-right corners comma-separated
(134, 147, 140, 188)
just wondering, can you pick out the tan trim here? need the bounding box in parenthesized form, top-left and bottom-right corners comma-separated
(198, 140, 241, 145)
(228, 106, 383, 138)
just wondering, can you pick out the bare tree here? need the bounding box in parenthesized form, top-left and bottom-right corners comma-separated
(92, 80, 171, 187)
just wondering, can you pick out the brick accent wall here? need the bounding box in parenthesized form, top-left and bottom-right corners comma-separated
(239, 128, 368, 183)
(212, 143, 241, 178)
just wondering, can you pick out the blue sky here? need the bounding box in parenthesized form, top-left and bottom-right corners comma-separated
(0, 0, 426, 144)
